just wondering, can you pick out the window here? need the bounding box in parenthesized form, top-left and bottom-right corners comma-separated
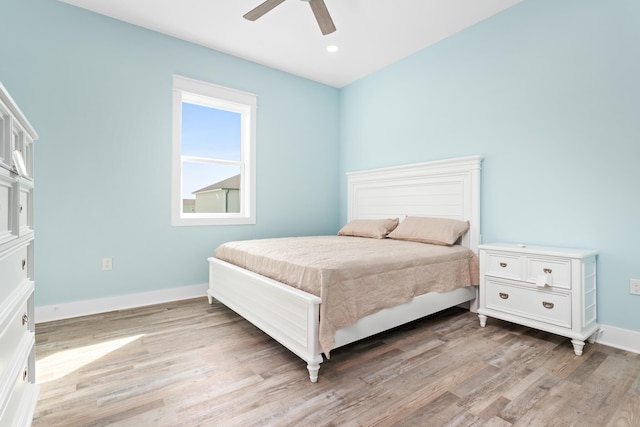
(172, 76, 256, 226)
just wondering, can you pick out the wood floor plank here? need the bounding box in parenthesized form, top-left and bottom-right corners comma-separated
(365, 359, 488, 426)
(390, 391, 465, 427)
(477, 396, 510, 422)
(32, 298, 640, 426)
(498, 373, 560, 424)
(605, 394, 640, 427)
(510, 380, 579, 427)
(573, 352, 640, 426)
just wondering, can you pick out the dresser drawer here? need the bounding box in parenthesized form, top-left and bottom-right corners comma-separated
(0, 244, 30, 303)
(526, 256, 572, 290)
(484, 278, 571, 328)
(18, 184, 32, 235)
(485, 252, 522, 280)
(0, 298, 31, 378)
(0, 344, 35, 427)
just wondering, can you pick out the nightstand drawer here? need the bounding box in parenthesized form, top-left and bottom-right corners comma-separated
(484, 279, 571, 328)
(526, 256, 571, 289)
(486, 252, 521, 280)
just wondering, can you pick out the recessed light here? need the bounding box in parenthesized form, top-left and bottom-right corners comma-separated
(326, 45, 339, 53)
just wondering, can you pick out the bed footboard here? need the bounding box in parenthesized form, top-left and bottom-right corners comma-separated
(208, 258, 323, 382)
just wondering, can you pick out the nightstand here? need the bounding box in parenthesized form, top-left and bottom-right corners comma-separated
(477, 243, 598, 355)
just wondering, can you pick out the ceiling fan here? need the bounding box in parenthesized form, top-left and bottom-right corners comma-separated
(244, 0, 336, 35)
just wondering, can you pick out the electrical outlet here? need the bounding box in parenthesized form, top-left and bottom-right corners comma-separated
(102, 258, 113, 271)
(630, 279, 640, 295)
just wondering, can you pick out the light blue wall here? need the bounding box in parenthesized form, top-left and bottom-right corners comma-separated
(2, 0, 638, 334)
(0, 0, 340, 305)
(340, 0, 640, 332)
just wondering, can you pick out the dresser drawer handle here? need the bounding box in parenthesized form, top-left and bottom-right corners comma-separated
(22, 258, 26, 270)
(543, 268, 552, 274)
(23, 367, 28, 382)
(22, 313, 29, 326)
(542, 301, 554, 309)
(499, 292, 509, 299)
(499, 262, 507, 268)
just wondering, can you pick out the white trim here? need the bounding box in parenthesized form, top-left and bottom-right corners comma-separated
(35, 283, 208, 324)
(171, 75, 257, 226)
(34, 287, 640, 356)
(595, 324, 640, 354)
(173, 75, 257, 108)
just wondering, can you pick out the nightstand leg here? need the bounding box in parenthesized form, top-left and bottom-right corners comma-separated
(571, 339, 585, 356)
(478, 314, 487, 328)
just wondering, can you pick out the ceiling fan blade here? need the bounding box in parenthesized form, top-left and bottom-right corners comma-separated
(243, 0, 286, 21)
(308, 0, 336, 35)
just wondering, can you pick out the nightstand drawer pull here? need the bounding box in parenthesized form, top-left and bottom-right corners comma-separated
(22, 313, 29, 326)
(499, 262, 507, 268)
(23, 367, 28, 382)
(543, 268, 552, 274)
(22, 258, 26, 270)
(542, 301, 554, 309)
(499, 292, 509, 299)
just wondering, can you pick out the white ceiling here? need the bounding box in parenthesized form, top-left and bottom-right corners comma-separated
(58, 0, 522, 88)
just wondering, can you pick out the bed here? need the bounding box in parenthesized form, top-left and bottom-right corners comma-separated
(207, 155, 483, 382)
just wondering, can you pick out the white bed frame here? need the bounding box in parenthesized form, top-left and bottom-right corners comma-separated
(207, 155, 483, 382)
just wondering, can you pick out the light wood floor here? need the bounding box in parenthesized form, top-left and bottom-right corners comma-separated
(33, 298, 640, 426)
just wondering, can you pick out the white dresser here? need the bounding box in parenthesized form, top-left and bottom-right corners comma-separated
(477, 243, 598, 356)
(0, 82, 38, 426)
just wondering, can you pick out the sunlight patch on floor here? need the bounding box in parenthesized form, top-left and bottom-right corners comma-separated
(36, 334, 144, 384)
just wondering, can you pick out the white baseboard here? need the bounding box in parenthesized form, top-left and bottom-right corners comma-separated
(595, 324, 640, 354)
(35, 283, 208, 324)
(35, 288, 640, 356)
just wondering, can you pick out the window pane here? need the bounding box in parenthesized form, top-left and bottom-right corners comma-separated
(182, 162, 241, 214)
(172, 75, 256, 226)
(181, 102, 241, 160)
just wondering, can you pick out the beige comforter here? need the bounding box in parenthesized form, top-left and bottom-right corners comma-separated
(215, 236, 479, 356)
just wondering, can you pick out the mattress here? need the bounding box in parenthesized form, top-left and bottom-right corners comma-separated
(215, 235, 479, 355)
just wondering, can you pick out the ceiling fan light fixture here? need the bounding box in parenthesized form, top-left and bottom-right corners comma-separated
(244, 0, 336, 35)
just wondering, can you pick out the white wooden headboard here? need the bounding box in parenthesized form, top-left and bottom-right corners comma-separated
(346, 155, 483, 253)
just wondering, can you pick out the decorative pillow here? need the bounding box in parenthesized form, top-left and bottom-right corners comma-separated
(387, 216, 469, 246)
(337, 218, 399, 239)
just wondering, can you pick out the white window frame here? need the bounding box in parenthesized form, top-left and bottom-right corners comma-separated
(172, 75, 257, 226)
